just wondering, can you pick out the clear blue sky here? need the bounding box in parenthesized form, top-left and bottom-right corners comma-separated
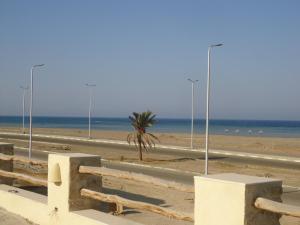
(1, 0, 300, 120)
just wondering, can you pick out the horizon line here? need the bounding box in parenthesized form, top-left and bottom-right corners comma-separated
(1, 115, 300, 123)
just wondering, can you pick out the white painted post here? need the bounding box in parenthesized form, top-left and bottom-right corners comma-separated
(194, 173, 282, 225)
(47, 153, 143, 225)
(48, 153, 102, 220)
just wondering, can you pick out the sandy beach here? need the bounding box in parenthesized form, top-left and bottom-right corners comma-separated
(1, 126, 300, 157)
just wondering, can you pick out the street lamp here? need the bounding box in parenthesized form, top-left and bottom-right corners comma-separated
(20, 85, 29, 134)
(187, 79, 198, 149)
(205, 43, 223, 175)
(29, 64, 45, 159)
(85, 83, 96, 139)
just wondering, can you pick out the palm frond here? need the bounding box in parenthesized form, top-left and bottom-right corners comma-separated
(127, 111, 159, 160)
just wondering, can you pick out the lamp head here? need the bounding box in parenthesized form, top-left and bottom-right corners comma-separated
(20, 85, 29, 90)
(85, 83, 96, 87)
(210, 43, 223, 48)
(187, 78, 199, 83)
(33, 64, 45, 67)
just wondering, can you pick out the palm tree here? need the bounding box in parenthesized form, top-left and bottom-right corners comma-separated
(127, 111, 159, 161)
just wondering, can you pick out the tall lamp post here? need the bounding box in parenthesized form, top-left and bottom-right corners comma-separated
(205, 43, 223, 175)
(187, 79, 198, 149)
(20, 85, 29, 134)
(85, 83, 96, 139)
(29, 64, 45, 159)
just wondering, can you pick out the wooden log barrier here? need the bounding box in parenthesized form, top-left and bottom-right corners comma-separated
(79, 166, 194, 193)
(0, 153, 47, 167)
(0, 169, 48, 187)
(81, 188, 194, 222)
(255, 197, 300, 218)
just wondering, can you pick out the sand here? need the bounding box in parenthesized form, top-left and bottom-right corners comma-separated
(1, 126, 300, 157)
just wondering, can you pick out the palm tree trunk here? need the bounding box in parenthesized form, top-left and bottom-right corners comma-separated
(138, 142, 143, 161)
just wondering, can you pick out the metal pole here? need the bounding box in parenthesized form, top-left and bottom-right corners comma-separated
(88, 87, 92, 139)
(29, 68, 33, 159)
(22, 89, 25, 133)
(205, 44, 222, 175)
(85, 83, 96, 139)
(191, 82, 194, 149)
(21, 87, 28, 134)
(205, 47, 211, 175)
(28, 64, 44, 159)
(187, 79, 198, 149)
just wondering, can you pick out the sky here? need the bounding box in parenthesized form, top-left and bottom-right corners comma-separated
(0, 0, 300, 120)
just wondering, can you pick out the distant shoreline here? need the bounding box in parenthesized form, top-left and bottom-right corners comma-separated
(1, 115, 300, 122)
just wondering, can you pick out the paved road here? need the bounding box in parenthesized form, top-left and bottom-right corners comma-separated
(14, 147, 199, 184)
(1, 132, 300, 169)
(14, 147, 300, 207)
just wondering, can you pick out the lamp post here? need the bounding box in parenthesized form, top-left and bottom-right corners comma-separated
(85, 83, 96, 139)
(20, 85, 29, 134)
(205, 43, 223, 175)
(187, 79, 198, 149)
(29, 64, 45, 159)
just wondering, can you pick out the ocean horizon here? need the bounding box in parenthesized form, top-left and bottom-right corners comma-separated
(1, 116, 300, 138)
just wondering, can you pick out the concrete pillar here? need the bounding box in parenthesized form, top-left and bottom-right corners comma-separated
(194, 173, 282, 225)
(0, 142, 14, 185)
(48, 153, 102, 221)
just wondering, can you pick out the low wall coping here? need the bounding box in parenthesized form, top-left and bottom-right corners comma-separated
(196, 173, 282, 185)
(0, 142, 14, 147)
(72, 210, 142, 225)
(0, 184, 47, 204)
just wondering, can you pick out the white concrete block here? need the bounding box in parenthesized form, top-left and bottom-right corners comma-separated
(194, 173, 282, 225)
(48, 153, 102, 215)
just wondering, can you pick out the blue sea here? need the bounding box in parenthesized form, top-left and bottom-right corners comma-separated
(1, 116, 300, 138)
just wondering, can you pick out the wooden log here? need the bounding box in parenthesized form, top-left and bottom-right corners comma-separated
(0, 153, 13, 161)
(109, 202, 124, 215)
(0, 169, 48, 187)
(79, 166, 194, 193)
(0, 146, 13, 185)
(0, 153, 47, 167)
(255, 197, 300, 218)
(81, 188, 194, 222)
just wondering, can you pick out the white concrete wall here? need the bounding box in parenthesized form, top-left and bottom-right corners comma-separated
(0, 152, 286, 225)
(194, 173, 282, 225)
(0, 185, 49, 225)
(0, 153, 142, 225)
